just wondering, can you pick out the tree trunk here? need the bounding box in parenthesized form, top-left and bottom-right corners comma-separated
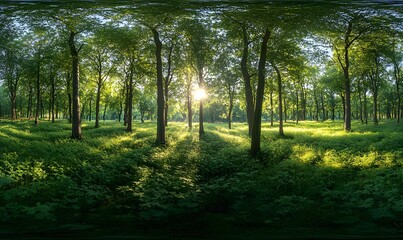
(95, 82, 101, 128)
(103, 103, 107, 121)
(127, 70, 134, 132)
(300, 82, 306, 121)
(81, 101, 86, 121)
(51, 75, 55, 123)
(363, 90, 368, 124)
(10, 96, 17, 120)
(341, 93, 345, 123)
(370, 56, 380, 125)
(186, 73, 192, 130)
(343, 33, 352, 131)
(152, 28, 166, 144)
(88, 97, 92, 121)
(124, 78, 129, 126)
(228, 95, 233, 129)
(321, 94, 325, 121)
(270, 88, 274, 127)
(164, 85, 169, 127)
(56, 100, 59, 120)
(198, 68, 205, 137)
(358, 80, 363, 123)
(314, 89, 319, 121)
(69, 31, 82, 140)
(164, 45, 173, 127)
(250, 28, 270, 158)
(35, 61, 40, 125)
(140, 111, 145, 123)
(240, 26, 254, 137)
(337, 21, 364, 131)
(66, 72, 72, 124)
(295, 82, 299, 124)
(393, 60, 401, 123)
(373, 92, 378, 125)
(27, 84, 33, 119)
(283, 94, 287, 123)
(272, 62, 284, 136)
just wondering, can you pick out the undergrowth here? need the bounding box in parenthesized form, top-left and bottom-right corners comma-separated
(0, 119, 402, 237)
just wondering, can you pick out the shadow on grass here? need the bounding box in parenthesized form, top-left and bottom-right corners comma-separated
(1, 120, 402, 238)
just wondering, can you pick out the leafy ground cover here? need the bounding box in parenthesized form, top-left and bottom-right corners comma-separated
(0, 120, 402, 239)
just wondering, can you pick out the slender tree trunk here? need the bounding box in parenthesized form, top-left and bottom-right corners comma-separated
(336, 21, 365, 131)
(393, 61, 401, 123)
(88, 98, 91, 121)
(373, 92, 378, 125)
(321, 94, 325, 121)
(127, 70, 134, 132)
(51, 75, 55, 123)
(250, 28, 270, 158)
(118, 87, 124, 123)
(295, 82, 299, 124)
(331, 106, 335, 121)
(81, 102, 86, 121)
(359, 81, 363, 123)
(95, 83, 101, 128)
(48, 97, 51, 121)
(164, 45, 173, 127)
(103, 103, 107, 121)
(240, 26, 254, 136)
(370, 56, 380, 125)
(69, 31, 82, 139)
(314, 89, 319, 121)
(343, 61, 351, 131)
(272, 62, 284, 137)
(151, 28, 165, 144)
(341, 93, 345, 123)
(27, 85, 33, 119)
(124, 78, 129, 126)
(300, 83, 306, 121)
(283, 95, 287, 123)
(228, 93, 233, 129)
(34, 62, 40, 125)
(10, 96, 17, 120)
(164, 85, 169, 127)
(186, 73, 192, 130)
(56, 100, 59, 120)
(198, 68, 205, 137)
(66, 72, 72, 124)
(364, 90, 368, 124)
(270, 88, 274, 127)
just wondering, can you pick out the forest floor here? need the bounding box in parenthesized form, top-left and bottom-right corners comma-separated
(0, 119, 402, 239)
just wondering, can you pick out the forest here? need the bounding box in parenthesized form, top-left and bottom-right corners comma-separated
(0, 0, 402, 239)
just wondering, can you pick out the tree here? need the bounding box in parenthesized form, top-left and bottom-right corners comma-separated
(385, 35, 402, 123)
(211, 32, 240, 129)
(182, 17, 212, 137)
(2, 46, 21, 120)
(327, 9, 373, 131)
(68, 30, 83, 139)
(86, 34, 115, 128)
(149, 25, 166, 144)
(250, 27, 271, 157)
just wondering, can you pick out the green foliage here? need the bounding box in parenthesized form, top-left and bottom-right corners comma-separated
(0, 120, 402, 237)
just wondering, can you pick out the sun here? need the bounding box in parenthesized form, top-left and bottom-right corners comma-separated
(193, 88, 207, 101)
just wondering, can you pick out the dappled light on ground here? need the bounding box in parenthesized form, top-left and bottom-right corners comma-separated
(0, 120, 402, 238)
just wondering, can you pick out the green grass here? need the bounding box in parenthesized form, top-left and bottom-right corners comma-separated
(0, 119, 402, 239)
